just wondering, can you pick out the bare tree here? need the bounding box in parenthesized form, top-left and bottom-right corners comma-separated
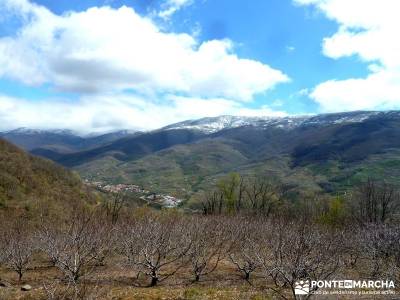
(119, 214, 192, 287)
(228, 219, 259, 282)
(38, 211, 112, 285)
(103, 193, 126, 225)
(0, 219, 35, 281)
(355, 223, 400, 280)
(37, 222, 61, 267)
(201, 191, 224, 215)
(350, 178, 400, 224)
(244, 177, 279, 216)
(186, 217, 228, 282)
(252, 220, 343, 300)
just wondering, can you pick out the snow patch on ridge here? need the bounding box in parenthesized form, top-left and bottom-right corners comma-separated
(162, 111, 391, 134)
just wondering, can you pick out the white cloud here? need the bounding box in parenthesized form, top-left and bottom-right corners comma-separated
(158, 0, 192, 20)
(310, 69, 400, 111)
(0, 0, 289, 102)
(294, 0, 400, 112)
(0, 94, 287, 134)
(0, 0, 290, 133)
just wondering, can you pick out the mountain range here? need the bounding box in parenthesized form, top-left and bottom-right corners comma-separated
(2, 111, 400, 202)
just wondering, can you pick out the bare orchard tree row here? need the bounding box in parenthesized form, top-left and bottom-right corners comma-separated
(0, 211, 400, 299)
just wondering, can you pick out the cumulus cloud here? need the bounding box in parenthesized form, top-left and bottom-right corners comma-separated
(0, 0, 288, 101)
(0, 0, 290, 132)
(294, 0, 400, 112)
(0, 94, 287, 134)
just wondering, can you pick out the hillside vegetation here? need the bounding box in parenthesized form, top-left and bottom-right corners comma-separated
(0, 139, 97, 212)
(69, 112, 400, 200)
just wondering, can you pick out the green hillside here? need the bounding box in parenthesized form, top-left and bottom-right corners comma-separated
(72, 113, 400, 202)
(0, 139, 97, 211)
(77, 140, 250, 196)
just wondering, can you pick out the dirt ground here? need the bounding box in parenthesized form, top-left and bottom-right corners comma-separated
(0, 257, 397, 300)
(0, 257, 278, 300)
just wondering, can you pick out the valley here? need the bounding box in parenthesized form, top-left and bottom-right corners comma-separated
(3, 111, 400, 207)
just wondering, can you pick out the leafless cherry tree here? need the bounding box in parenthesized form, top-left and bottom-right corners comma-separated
(252, 220, 343, 300)
(119, 214, 192, 287)
(354, 223, 400, 280)
(38, 211, 113, 285)
(186, 217, 229, 282)
(0, 219, 35, 281)
(228, 219, 260, 282)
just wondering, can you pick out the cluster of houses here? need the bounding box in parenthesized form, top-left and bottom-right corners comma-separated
(84, 180, 183, 208)
(140, 193, 182, 208)
(86, 181, 148, 194)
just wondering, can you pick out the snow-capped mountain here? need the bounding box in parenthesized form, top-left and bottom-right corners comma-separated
(162, 111, 389, 134)
(3, 127, 77, 136)
(0, 128, 137, 151)
(2, 128, 138, 138)
(162, 115, 306, 133)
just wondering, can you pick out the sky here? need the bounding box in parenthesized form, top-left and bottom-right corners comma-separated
(0, 0, 399, 133)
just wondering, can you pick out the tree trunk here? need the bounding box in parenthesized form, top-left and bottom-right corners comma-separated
(150, 276, 158, 287)
(73, 273, 80, 284)
(244, 271, 250, 281)
(150, 269, 158, 287)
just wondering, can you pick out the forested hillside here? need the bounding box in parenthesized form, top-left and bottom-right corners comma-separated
(0, 139, 97, 211)
(65, 111, 400, 199)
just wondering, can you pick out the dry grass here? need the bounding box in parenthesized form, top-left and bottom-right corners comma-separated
(0, 257, 277, 300)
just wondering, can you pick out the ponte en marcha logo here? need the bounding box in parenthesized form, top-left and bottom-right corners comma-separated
(294, 279, 396, 296)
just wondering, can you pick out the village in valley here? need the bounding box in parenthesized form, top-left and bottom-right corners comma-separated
(84, 180, 183, 208)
